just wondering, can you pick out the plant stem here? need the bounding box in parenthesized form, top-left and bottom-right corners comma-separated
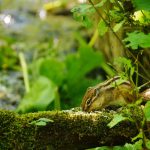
(19, 52, 30, 93)
(88, 29, 99, 47)
(101, 63, 115, 76)
(135, 55, 139, 95)
(138, 81, 150, 90)
(54, 91, 61, 110)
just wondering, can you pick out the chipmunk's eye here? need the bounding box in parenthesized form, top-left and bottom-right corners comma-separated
(86, 98, 91, 106)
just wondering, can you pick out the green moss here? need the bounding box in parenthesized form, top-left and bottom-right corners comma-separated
(0, 107, 143, 149)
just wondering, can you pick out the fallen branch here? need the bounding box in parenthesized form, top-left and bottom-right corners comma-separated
(0, 107, 143, 149)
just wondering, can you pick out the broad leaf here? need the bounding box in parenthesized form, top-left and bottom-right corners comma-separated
(107, 114, 127, 128)
(95, 0, 107, 8)
(132, 131, 143, 142)
(65, 36, 106, 106)
(124, 31, 150, 49)
(17, 76, 58, 113)
(29, 118, 54, 126)
(113, 20, 125, 32)
(114, 57, 135, 79)
(71, 0, 107, 28)
(132, 0, 150, 11)
(86, 146, 110, 150)
(34, 121, 47, 126)
(133, 10, 150, 24)
(71, 4, 94, 28)
(124, 140, 143, 150)
(146, 139, 150, 149)
(144, 101, 150, 121)
(86, 141, 142, 150)
(98, 20, 108, 36)
(71, 4, 94, 14)
(82, 15, 93, 28)
(38, 118, 54, 123)
(71, 0, 107, 14)
(39, 57, 65, 86)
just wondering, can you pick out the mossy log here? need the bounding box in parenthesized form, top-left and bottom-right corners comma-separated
(0, 107, 143, 150)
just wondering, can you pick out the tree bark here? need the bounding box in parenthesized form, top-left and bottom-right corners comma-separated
(0, 107, 143, 150)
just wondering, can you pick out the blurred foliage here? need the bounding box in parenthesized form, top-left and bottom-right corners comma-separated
(17, 76, 59, 113)
(0, 0, 150, 149)
(132, 0, 150, 11)
(1, 0, 150, 115)
(0, 0, 108, 113)
(0, 43, 18, 70)
(17, 39, 105, 113)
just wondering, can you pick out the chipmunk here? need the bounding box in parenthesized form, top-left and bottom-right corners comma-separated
(81, 76, 150, 112)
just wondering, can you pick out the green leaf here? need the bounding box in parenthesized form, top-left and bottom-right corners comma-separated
(39, 57, 65, 86)
(109, 10, 124, 23)
(132, 131, 143, 142)
(79, 44, 104, 76)
(34, 121, 47, 126)
(98, 20, 108, 36)
(144, 101, 150, 121)
(110, 0, 115, 3)
(133, 10, 150, 24)
(123, 31, 150, 49)
(111, 78, 130, 87)
(71, 0, 107, 14)
(132, 0, 150, 11)
(113, 20, 125, 32)
(71, 0, 107, 28)
(86, 146, 110, 150)
(95, 0, 107, 8)
(134, 140, 143, 150)
(71, 4, 94, 14)
(107, 114, 127, 128)
(87, 141, 142, 150)
(114, 57, 135, 79)
(113, 146, 127, 150)
(65, 36, 106, 106)
(71, 4, 94, 28)
(38, 118, 54, 123)
(146, 139, 150, 149)
(124, 140, 143, 150)
(87, 146, 127, 150)
(29, 118, 54, 126)
(82, 15, 93, 28)
(17, 76, 59, 113)
(67, 34, 105, 79)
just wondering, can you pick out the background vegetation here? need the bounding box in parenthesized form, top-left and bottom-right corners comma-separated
(0, 0, 150, 111)
(0, 0, 150, 149)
